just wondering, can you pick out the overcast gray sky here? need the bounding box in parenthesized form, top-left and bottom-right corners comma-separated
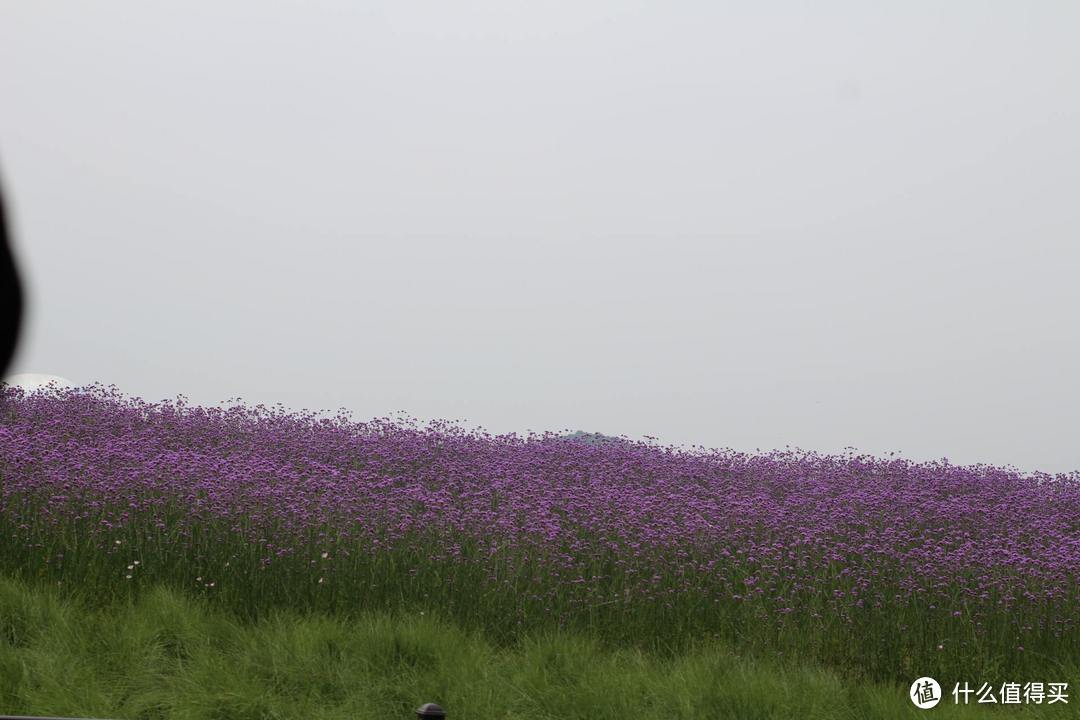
(2, 1, 1078, 474)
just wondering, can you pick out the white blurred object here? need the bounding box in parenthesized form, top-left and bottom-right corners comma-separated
(2, 373, 75, 393)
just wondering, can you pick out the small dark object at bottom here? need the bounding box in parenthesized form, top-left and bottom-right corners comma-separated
(416, 703, 447, 719)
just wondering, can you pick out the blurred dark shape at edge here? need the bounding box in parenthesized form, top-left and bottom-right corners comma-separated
(1, 169, 23, 379)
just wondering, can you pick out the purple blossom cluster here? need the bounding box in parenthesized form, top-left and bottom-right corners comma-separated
(1, 383, 1078, 674)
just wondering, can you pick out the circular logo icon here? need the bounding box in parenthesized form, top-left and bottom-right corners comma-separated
(910, 677, 942, 709)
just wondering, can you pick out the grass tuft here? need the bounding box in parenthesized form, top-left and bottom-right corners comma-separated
(0, 577, 1066, 719)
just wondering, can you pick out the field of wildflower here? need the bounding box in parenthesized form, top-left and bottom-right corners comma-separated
(1, 382, 1078, 688)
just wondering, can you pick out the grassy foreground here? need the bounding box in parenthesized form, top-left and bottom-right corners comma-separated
(0, 577, 1066, 720)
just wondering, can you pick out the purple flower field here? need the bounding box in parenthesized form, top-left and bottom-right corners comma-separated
(1, 383, 1078, 683)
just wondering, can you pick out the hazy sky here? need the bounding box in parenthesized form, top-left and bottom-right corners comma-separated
(2, 2, 1078, 474)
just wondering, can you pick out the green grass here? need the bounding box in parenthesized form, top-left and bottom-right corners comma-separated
(5, 500, 1074, 687)
(0, 576, 1068, 719)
